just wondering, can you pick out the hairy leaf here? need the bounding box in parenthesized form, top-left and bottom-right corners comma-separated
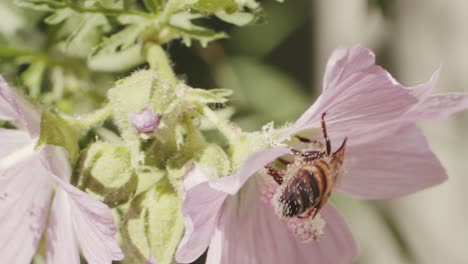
(37, 111, 80, 163)
(169, 12, 228, 47)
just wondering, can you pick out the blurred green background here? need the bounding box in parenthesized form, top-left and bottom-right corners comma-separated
(2, 1, 468, 263)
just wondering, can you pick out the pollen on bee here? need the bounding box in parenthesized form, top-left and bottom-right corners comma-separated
(286, 214, 326, 243)
(259, 181, 326, 242)
(259, 182, 277, 204)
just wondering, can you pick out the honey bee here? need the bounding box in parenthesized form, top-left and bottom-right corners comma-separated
(265, 113, 346, 219)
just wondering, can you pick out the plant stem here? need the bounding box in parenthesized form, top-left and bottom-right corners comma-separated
(73, 103, 114, 130)
(145, 44, 177, 86)
(201, 104, 239, 142)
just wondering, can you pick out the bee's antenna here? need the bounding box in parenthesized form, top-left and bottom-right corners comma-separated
(321, 112, 331, 156)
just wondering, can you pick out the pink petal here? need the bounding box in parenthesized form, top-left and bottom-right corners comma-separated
(0, 128, 31, 157)
(40, 145, 73, 181)
(176, 165, 227, 263)
(0, 142, 53, 263)
(318, 203, 359, 263)
(52, 176, 124, 264)
(182, 162, 211, 190)
(205, 179, 357, 264)
(282, 45, 433, 143)
(0, 76, 41, 137)
(0, 92, 15, 121)
(146, 256, 157, 264)
(408, 93, 468, 120)
(209, 146, 291, 195)
(40, 145, 124, 263)
(337, 124, 447, 199)
(46, 188, 80, 264)
(322, 44, 375, 91)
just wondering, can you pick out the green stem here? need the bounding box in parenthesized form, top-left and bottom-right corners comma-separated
(73, 103, 114, 130)
(201, 104, 239, 142)
(95, 127, 124, 144)
(145, 44, 178, 86)
(0, 45, 40, 58)
(159, 0, 181, 24)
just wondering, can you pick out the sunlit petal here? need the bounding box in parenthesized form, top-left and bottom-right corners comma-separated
(206, 179, 357, 264)
(337, 124, 446, 199)
(176, 165, 226, 263)
(46, 188, 80, 264)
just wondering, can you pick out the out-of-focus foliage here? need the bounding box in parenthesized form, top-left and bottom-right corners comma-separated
(0, 0, 265, 115)
(216, 57, 309, 130)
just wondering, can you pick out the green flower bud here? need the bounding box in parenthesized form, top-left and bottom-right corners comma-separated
(74, 142, 137, 207)
(121, 179, 184, 264)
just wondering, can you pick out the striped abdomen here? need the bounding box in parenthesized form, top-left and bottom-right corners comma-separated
(278, 161, 332, 217)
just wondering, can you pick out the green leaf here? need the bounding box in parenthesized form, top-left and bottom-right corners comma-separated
(215, 10, 256, 26)
(44, 8, 74, 24)
(14, 0, 63, 11)
(88, 23, 146, 72)
(182, 86, 232, 104)
(92, 0, 125, 9)
(20, 60, 47, 98)
(142, 0, 164, 12)
(62, 13, 109, 57)
(169, 12, 228, 47)
(122, 179, 184, 264)
(208, 88, 233, 98)
(164, 0, 197, 14)
(92, 24, 145, 57)
(192, 0, 238, 13)
(88, 44, 145, 72)
(37, 111, 80, 163)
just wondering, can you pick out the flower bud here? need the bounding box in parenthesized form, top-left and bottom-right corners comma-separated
(128, 107, 161, 133)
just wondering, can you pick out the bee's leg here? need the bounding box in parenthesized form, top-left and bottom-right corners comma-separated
(291, 149, 326, 161)
(294, 135, 313, 143)
(294, 135, 323, 148)
(321, 112, 331, 156)
(264, 164, 284, 185)
(277, 157, 291, 165)
(298, 207, 316, 219)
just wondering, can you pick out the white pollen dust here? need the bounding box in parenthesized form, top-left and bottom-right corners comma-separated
(260, 181, 326, 243)
(286, 214, 326, 243)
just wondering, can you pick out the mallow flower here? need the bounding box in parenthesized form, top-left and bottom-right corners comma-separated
(0, 77, 124, 263)
(175, 45, 468, 263)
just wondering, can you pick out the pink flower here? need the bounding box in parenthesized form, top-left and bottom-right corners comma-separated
(0, 77, 124, 263)
(146, 256, 157, 264)
(128, 107, 161, 133)
(175, 45, 468, 264)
